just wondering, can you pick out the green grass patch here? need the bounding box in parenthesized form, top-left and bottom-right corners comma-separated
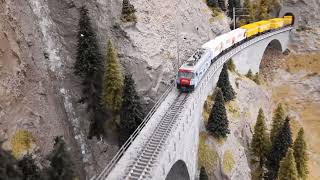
(226, 101, 240, 119)
(11, 130, 35, 158)
(223, 150, 235, 174)
(198, 132, 219, 175)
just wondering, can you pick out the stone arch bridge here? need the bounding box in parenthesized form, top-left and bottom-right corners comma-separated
(94, 14, 295, 180)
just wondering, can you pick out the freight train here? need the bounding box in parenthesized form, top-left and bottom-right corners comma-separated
(176, 16, 293, 91)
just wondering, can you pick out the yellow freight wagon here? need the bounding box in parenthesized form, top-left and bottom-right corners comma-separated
(269, 18, 285, 29)
(241, 23, 259, 38)
(284, 16, 293, 26)
(256, 20, 271, 33)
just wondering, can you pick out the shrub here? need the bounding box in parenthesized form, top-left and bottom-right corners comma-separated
(121, 0, 137, 22)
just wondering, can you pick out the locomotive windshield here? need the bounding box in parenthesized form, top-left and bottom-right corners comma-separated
(178, 71, 194, 79)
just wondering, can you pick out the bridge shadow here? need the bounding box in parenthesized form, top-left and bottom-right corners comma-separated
(259, 39, 285, 79)
(165, 160, 190, 180)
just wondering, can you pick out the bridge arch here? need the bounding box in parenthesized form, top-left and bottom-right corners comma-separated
(259, 39, 284, 73)
(165, 160, 190, 180)
(265, 39, 283, 52)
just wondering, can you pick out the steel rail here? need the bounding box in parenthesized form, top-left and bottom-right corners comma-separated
(125, 93, 189, 179)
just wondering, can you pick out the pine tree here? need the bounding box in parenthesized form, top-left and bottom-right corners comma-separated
(267, 116, 292, 180)
(243, 0, 254, 22)
(227, 0, 236, 18)
(101, 40, 124, 113)
(206, 88, 230, 138)
(74, 6, 101, 78)
(217, 64, 235, 102)
(47, 137, 75, 180)
(218, 0, 226, 11)
(0, 142, 22, 180)
(199, 166, 208, 180)
(122, 0, 136, 15)
(207, 0, 219, 8)
(246, 69, 253, 79)
(277, 148, 298, 180)
(257, 0, 269, 20)
(293, 128, 309, 180)
(74, 6, 105, 139)
(253, 73, 260, 85)
(251, 108, 270, 179)
(226, 59, 236, 72)
(119, 74, 144, 145)
(121, 0, 136, 22)
(18, 154, 41, 180)
(270, 103, 285, 145)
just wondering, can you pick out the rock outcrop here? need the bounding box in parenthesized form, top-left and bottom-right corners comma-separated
(282, 0, 320, 51)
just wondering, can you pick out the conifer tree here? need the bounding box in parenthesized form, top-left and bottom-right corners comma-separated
(121, 0, 136, 22)
(218, 0, 226, 11)
(74, 6, 101, 78)
(122, 0, 135, 15)
(18, 154, 41, 180)
(243, 0, 254, 22)
(0, 142, 22, 180)
(226, 59, 236, 72)
(227, 0, 236, 18)
(270, 103, 285, 145)
(217, 64, 235, 102)
(101, 40, 124, 113)
(246, 69, 253, 79)
(257, 0, 269, 20)
(207, 0, 219, 8)
(47, 137, 75, 180)
(253, 73, 260, 85)
(199, 166, 208, 180)
(206, 88, 230, 138)
(267, 116, 292, 180)
(74, 6, 105, 139)
(119, 74, 144, 145)
(293, 128, 309, 180)
(251, 108, 270, 179)
(277, 148, 298, 180)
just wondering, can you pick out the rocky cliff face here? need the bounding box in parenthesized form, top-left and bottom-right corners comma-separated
(283, 0, 320, 51)
(0, 0, 230, 178)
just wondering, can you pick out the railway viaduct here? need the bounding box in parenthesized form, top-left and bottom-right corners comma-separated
(95, 10, 296, 180)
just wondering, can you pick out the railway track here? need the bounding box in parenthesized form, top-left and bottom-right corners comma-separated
(125, 93, 189, 180)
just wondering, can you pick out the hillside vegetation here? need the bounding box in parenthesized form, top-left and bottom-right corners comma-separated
(269, 52, 320, 180)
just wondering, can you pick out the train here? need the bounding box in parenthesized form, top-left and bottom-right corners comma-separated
(176, 16, 293, 91)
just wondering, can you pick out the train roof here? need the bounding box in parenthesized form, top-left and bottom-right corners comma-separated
(179, 48, 211, 72)
(202, 38, 221, 50)
(227, 28, 246, 36)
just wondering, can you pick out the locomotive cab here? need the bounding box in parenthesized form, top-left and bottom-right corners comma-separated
(176, 70, 195, 91)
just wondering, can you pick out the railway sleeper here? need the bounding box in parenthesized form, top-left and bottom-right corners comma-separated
(128, 172, 141, 179)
